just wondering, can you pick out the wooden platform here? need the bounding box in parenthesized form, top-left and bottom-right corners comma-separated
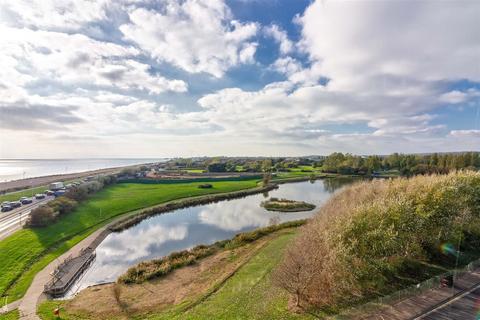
(43, 247, 95, 297)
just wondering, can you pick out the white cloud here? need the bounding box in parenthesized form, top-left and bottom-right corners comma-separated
(0, 0, 110, 31)
(1, 0, 479, 158)
(297, 0, 480, 91)
(264, 24, 293, 55)
(449, 130, 480, 138)
(0, 26, 187, 101)
(120, 1, 259, 78)
(271, 57, 302, 77)
(439, 89, 480, 104)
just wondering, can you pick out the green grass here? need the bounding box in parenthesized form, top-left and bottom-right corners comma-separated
(0, 180, 258, 304)
(0, 186, 47, 203)
(286, 165, 316, 172)
(147, 231, 313, 320)
(0, 309, 19, 320)
(184, 169, 205, 173)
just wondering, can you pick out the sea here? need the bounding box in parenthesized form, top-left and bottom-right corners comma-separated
(0, 158, 165, 182)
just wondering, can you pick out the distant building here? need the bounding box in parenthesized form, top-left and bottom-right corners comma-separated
(49, 182, 64, 191)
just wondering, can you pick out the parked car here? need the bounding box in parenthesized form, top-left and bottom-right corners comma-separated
(45, 190, 55, 196)
(10, 201, 21, 208)
(20, 198, 33, 205)
(19, 197, 28, 201)
(1, 205, 12, 212)
(35, 193, 46, 199)
(1, 201, 11, 208)
(54, 190, 66, 197)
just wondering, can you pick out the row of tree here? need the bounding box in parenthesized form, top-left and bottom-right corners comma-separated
(200, 152, 480, 176)
(27, 174, 117, 227)
(316, 152, 480, 176)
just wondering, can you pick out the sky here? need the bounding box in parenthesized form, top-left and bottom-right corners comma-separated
(0, 0, 479, 158)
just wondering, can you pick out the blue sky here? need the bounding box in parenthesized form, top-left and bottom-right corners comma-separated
(0, 0, 479, 158)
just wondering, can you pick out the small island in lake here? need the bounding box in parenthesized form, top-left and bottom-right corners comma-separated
(261, 197, 316, 212)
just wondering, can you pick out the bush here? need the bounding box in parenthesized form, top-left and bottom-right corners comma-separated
(48, 197, 78, 215)
(274, 171, 480, 310)
(27, 205, 58, 227)
(65, 186, 88, 201)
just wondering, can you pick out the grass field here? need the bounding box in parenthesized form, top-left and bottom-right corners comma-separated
(0, 309, 19, 320)
(0, 180, 258, 304)
(184, 169, 205, 173)
(0, 186, 47, 203)
(147, 230, 313, 320)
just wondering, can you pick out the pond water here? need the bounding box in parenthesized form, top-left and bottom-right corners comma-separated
(65, 178, 355, 297)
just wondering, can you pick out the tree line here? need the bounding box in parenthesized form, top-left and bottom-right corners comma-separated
(170, 152, 480, 176)
(317, 152, 480, 176)
(27, 175, 117, 227)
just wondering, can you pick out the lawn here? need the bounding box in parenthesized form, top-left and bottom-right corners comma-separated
(184, 169, 205, 173)
(0, 309, 19, 320)
(0, 186, 47, 203)
(0, 179, 258, 304)
(147, 230, 314, 320)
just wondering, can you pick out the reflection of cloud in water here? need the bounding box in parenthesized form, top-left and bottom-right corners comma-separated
(198, 200, 270, 231)
(98, 223, 188, 262)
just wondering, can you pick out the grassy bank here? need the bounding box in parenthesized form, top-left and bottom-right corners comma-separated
(37, 226, 310, 320)
(0, 309, 19, 320)
(119, 220, 306, 284)
(0, 180, 258, 303)
(148, 230, 313, 320)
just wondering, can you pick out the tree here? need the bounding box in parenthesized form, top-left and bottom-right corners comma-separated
(27, 205, 57, 227)
(207, 162, 227, 172)
(262, 173, 271, 186)
(49, 197, 78, 215)
(262, 159, 273, 172)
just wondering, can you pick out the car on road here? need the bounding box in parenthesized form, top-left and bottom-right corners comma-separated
(1, 205, 12, 212)
(20, 198, 33, 205)
(54, 189, 66, 197)
(35, 193, 46, 199)
(1, 201, 11, 207)
(10, 201, 22, 209)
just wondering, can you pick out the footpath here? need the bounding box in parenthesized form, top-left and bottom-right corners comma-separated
(360, 268, 480, 319)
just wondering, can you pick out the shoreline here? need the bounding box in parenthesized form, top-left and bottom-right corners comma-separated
(0, 162, 156, 194)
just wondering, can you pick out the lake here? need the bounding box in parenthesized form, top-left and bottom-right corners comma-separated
(65, 178, 355, 297)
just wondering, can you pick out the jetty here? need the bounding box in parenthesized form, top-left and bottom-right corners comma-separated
(43, 247, 96, 297)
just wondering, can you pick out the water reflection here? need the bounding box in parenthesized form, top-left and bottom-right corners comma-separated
(65, 178, 354, 297)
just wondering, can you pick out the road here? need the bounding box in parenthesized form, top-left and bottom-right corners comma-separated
(0, 196, 53, 240)
(417, 282, 480, 319)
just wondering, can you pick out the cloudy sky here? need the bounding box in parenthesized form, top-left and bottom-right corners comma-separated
(0, 0, 479, 158)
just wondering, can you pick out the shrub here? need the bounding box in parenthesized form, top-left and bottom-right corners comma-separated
(27, 205, 58, 227)
(274, 171, 480, 310)
(48, 197, 78, 215)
